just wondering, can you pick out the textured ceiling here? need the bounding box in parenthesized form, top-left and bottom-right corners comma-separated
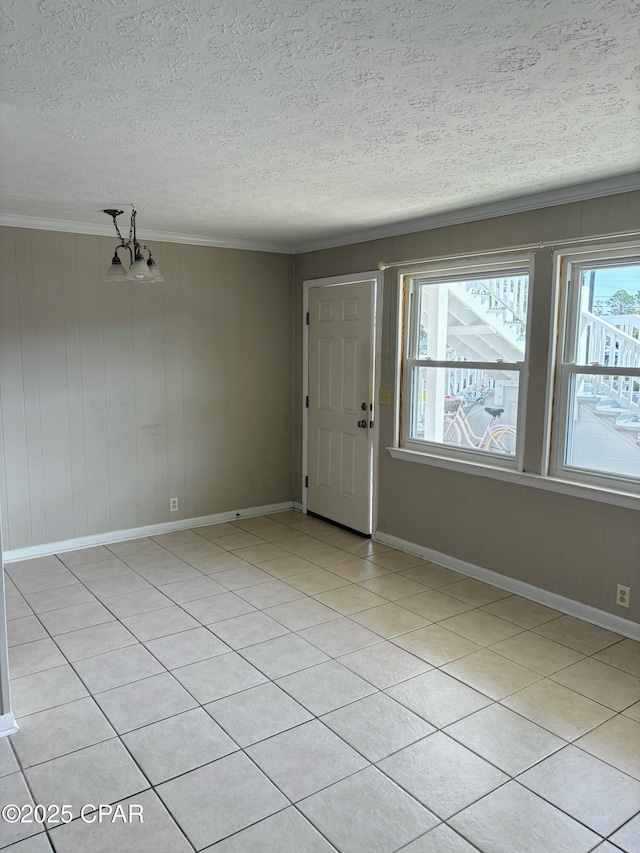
(1, 0, 639, 250)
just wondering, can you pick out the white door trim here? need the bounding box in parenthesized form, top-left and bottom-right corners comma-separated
(302, 271, 383, 535)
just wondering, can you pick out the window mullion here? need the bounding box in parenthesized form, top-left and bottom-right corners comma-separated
(408, 359, 524, 372)
(561, 364, 640, 377)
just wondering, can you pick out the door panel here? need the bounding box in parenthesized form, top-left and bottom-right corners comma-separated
(308, 280, 375, 534)
(340, 432, 357, 497)
(342, 338, 358, 413)
(317, 428, 332, 489)
(318, 338, 332, 409)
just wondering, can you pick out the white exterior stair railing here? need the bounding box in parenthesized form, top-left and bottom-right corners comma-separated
(579, 310, 640, 415)
(416, 277, 639, 434)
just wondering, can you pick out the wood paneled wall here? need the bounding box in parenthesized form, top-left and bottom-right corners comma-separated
(0, 228, 294, 550)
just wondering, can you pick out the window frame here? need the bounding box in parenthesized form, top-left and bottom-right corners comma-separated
(399, 253, 535, 471)
(551, 246, 640, 495)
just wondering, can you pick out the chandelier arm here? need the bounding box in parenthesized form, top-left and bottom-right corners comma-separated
(122, 243, 134, 265)
(111, 243, 133, 265)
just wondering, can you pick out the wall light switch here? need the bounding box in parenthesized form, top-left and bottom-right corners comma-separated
(379, 388, 391, 406)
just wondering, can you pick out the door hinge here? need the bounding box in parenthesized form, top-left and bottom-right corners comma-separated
(306, 312, 309, 325)
(305, 395, 309, 408)
(304, 475, 308, 488)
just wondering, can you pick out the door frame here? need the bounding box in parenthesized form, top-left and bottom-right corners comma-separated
(302, 271, 383, 536)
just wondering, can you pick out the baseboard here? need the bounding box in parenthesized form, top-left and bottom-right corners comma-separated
(375, 531, 640, 641)
(0, 712, 19, 738)
(2, 501, 295, 563)
(293, 501, 304, 511)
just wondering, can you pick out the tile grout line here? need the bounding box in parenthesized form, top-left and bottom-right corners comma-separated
(3, 513, 639, 852)
(9, 564, 638, 746)
(22, 648, 199, 851)
(10, 580, 638, 729)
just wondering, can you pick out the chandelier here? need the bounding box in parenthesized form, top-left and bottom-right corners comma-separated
(103, 207, 164, 282)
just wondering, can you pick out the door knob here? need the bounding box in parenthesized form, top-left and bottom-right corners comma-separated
(357, 420, 368, 429)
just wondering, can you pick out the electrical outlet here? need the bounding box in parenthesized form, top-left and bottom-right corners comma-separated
(616, 584, 630, 608)
(379, 388, 391, 406)
(169, 497, 179, 512)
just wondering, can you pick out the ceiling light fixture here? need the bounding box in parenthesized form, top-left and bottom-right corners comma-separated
(103, 207, 164, 283)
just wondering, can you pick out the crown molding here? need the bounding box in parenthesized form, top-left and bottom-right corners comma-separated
(0, 214, 295, 255)
(1, 172, 638, 256)
(291, 172, 640, 254)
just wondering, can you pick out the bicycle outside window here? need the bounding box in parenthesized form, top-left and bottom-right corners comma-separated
(400, 256, 533, 469)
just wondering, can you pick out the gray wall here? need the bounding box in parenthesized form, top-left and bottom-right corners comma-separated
(294, 191, 640, 622)
(0, 228, 294, 550)
(2, 195, 638, 624)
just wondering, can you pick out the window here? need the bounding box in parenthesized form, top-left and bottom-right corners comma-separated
(393, 242, 640, 505)
(400, 258, 531, 465)
(553, 250, 640, 493)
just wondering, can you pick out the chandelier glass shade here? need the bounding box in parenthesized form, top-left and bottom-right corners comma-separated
(103, 208, 164, 283)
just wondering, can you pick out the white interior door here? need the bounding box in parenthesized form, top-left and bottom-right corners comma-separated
(307, 279, 375, 534)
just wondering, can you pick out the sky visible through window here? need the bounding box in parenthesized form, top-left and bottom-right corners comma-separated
(591, 265, 640, 307)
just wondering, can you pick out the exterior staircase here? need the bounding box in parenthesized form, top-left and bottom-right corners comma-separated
(444, 278, 640, 447)
(575, 311, 640, 450)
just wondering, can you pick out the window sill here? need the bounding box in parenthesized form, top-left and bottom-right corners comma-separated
(387, 446, 640, 511)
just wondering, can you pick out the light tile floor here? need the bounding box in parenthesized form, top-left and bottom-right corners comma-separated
(2, 510, 640, 852)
